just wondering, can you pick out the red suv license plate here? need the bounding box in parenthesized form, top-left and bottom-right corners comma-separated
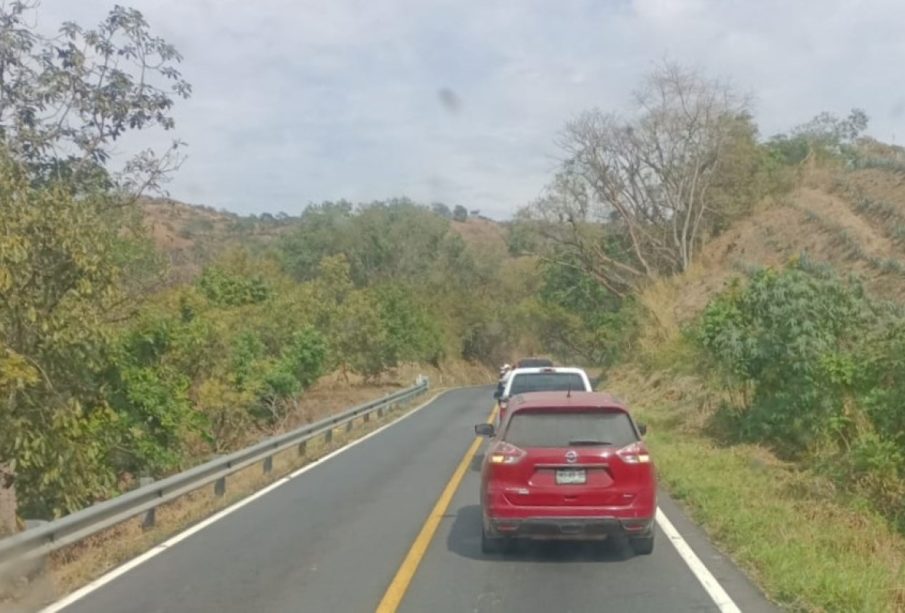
(556, 468, 586, 485)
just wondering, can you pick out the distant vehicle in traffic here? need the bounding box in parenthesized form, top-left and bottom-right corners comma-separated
(494, 366, 592, 423)
(475, 391, 655, 555)
(498, 363, 512, 381)
(515, 357, 554, 368)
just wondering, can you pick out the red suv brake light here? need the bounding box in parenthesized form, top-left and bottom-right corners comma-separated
(489, 442, 526, 465)
(617, 441, 651, 464)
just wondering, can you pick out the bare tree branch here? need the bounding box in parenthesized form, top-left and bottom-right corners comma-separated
(535, 61, 751, 293)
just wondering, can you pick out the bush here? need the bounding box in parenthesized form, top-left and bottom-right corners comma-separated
(696, 258, 905, 524)
(698, 260, 873, 449)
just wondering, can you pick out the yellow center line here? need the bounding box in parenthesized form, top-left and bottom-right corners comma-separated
(375, 404, 498, 613)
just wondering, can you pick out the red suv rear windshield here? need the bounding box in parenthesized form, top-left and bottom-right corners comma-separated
(503, 411, 638, 448)
(509, 372, 584, 395)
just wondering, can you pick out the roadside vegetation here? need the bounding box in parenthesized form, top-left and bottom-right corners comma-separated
(3, 2, 905, 611)
(0, 3, 541, 526)
(507, 64, 905, 611)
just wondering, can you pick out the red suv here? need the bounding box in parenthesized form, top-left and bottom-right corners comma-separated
(475, 391, 655, 555)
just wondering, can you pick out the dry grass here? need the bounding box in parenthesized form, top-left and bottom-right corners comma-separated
(795, 188, 896, 259)
(1, 388, 449, 611)
(637, 171, 905, 340)
(139, 197, 292, 281)
(845, 168, 905, 205)
(449, 218, 508, 253)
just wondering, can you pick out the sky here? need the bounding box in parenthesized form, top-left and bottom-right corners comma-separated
(37, 0, 905, 219)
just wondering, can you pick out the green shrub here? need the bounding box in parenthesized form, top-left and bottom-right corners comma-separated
(696, 258, 905, 525)
(198, 267, 271, 306)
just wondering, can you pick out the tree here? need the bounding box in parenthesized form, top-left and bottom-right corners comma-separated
(793, 108, 868, 148)
(374, 283, 443, 366)
(278, 201, 354, 281)
(768, 109, 869, 165)
(537, 62, 754, 295)
(431, 202, 452, 218)
(0, 2, 190, 192)
(453, 205, 468, 222)
(280, 199, 451, 286)
(0, 150, 133, 515)
(0, 2, 191, 516)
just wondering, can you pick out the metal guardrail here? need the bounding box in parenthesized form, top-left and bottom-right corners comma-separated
(0, 377, 430, 576)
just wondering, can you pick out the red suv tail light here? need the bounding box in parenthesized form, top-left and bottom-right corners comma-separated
(617, 441, 651, 464)
(489, 442, 526, 465)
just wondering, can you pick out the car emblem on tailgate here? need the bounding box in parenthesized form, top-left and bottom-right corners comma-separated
(565, 450, 578, 464)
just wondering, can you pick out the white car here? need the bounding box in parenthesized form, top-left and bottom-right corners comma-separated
(493, 366, 593, 423)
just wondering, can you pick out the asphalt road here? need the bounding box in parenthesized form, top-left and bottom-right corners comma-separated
(50, 386, 778, 613)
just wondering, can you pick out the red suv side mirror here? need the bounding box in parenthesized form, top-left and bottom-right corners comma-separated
(475, 423, 495, 437)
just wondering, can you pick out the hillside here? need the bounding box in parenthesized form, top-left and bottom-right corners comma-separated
(605, 160, 905, 612)
(645, 165, 905, 332)
(450, 217, 509, 253)
(141, 198, 294, 281)
(141, 198, 509, 281)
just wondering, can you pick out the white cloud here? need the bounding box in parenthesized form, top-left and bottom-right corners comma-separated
(35, 0, 905, 218)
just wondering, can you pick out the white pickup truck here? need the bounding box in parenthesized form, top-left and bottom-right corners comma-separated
(493, 366, 593, 424)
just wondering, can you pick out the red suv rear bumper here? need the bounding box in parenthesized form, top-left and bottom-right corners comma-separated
(482, 490, 656, 540)
(485, 515, 654, 540)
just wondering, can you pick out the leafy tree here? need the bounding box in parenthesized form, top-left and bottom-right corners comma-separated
(453, 205, 468, 222)
(0, 2, 190, 515)
(506, 209, 544, 256)
(792, 108, 868, 149)
(353, 199, 450, 283)
(104, 348, 198, 478)
(280, 199, 451, 286)
(0, 2, 190, 190)
(767, 109, 869, 165)
(374, 283, 443, 366)
(198, 267, 271, 306)
(0, 151, 128, 515)
(534, 252, 637, 365)
(431, 202, 452, 218)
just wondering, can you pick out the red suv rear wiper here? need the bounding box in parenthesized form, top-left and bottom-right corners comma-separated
(567, 439, 612, 446)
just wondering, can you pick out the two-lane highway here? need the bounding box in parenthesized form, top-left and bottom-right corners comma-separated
(46, 387, 778, 613)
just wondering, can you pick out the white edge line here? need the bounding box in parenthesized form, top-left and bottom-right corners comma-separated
(656, 507, 742, 613)
(40, 390, 451, 613)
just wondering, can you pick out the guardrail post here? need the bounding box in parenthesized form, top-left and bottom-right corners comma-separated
(139, 477, 156, 529)
(325, 428, 333, 444)
(19, 520, 48, 576)
(346, 419, 353, 432)
(214, 476, 226, 497)
(297, 440, 307, 456)
(363, 411, 370, 423)
(263, 456, 273, 474)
